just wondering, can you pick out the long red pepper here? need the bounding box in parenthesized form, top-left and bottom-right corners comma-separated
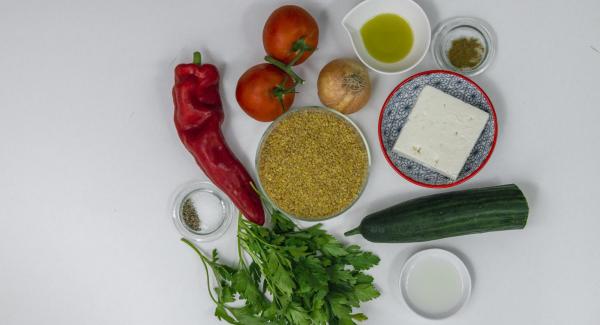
(172, 52, 265, 225)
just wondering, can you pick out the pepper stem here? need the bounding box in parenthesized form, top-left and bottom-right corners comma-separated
(193, 51, 202, 65)
(344, 227, 361, 236)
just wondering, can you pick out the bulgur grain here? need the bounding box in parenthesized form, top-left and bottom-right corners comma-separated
(258, 109, 368, 220)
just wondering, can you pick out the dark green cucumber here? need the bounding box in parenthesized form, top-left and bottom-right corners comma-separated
(345, 184, 529, 243)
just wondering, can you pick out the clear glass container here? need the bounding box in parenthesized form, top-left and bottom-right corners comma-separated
(255, 106, 371, 222)
(171, 180, 234, 242)
(432, 17, 496, 76)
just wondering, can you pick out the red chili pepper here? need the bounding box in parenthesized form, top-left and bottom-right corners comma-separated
(172, 52, 265, 225)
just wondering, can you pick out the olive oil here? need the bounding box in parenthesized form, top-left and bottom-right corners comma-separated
(360, 13, 414, 63)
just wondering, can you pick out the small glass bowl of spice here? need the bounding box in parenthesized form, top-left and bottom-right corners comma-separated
(171, 181, 234, 242)
(432, 17, 495, 76)
(256, 107, 371, 222)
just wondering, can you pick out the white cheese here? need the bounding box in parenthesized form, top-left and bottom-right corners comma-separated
(392, 86, 489, 180)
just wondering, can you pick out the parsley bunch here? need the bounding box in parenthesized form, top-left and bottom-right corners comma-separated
(182, 208, 380, 324)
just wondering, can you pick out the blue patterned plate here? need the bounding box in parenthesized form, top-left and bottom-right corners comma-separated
(378, 70, 498, 188)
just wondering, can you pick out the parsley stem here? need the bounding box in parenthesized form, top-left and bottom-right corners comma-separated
(237, 215, 248, 268)
(239, 220, 277, 248)
(181, 238, 219, 305)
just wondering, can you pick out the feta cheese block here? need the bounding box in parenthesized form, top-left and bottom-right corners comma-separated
(392, 86, 489, 180)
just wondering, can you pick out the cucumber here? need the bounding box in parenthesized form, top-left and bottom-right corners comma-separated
(344, 184, 528, 243)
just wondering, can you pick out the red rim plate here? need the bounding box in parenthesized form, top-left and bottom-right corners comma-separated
(377, 70, 499, 188)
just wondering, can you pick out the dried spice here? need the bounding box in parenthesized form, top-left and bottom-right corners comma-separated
(181, 198, 201, 231)
(447, 37, 485, 69)
(258, 109, 368, 219)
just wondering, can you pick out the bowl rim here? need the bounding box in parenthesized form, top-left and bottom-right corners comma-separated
(399, 248, 472, 319)
(377, 70, 498, 188)
(341, 0, 432, 75)
(255, 106, 371, 222)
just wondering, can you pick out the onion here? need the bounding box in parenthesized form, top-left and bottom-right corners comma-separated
(317, 58, 371, 114)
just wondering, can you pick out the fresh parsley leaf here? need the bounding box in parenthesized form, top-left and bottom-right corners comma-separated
(351, 313, 368, 321)
(322, 242, 349, 257)
(338, 316, 357, 325)
(267, 251, 295, 296)
(328, 293, 351, 319)
(285, 303, 312, 325)
(344, 251, 380, 270)
(354, 283, 380, 302)
(215, 284, 235, 304)
(214, 305, 237, 324)
(354, 273, 374, 284)
(228, 306, 267, 325)
(232, 269, 265, 309)
(329, 265, 356, 285)
(272, 210, 296, 233)
(182, 209, 380, 325)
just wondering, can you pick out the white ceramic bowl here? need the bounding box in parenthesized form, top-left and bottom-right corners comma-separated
(342, 0, 431, 75)
(400, 249, 472, 319)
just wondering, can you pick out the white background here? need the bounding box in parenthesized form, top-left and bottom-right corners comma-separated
(1, 0, 599, 324)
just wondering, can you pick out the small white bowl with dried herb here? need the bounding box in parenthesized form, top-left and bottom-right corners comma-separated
(256, 106, 371, 221)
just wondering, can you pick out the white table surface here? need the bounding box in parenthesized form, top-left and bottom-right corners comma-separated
(1, 0, 600, 324)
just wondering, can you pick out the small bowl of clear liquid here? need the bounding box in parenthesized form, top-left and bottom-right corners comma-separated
(400, 248, 472, 319)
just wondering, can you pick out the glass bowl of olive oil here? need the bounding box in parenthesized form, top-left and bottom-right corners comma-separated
(342, 0, 431, 74)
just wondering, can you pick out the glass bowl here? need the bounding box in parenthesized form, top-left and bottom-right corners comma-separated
(171, 180, 234, 242)
(255, 107, 371, 222)
(432, 17, 496, 76)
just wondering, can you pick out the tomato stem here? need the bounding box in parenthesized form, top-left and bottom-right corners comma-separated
(289, 38, 314, 66)
(272, 78, 296, 112)
(264, 56, 304, 85)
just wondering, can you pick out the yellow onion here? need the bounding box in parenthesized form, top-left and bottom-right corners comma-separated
(317, 58, 371, 114)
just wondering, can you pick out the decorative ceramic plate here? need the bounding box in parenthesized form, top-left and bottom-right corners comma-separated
(378, 70, 498, 188)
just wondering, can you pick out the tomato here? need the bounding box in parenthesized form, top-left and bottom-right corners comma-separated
(236, 63, 295, 122)
(263, 5, 319, 66)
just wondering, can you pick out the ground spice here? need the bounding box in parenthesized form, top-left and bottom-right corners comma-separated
(447, 37, 485, 69)
(258, 109, 369, 220)
(181, 198, 201, 231)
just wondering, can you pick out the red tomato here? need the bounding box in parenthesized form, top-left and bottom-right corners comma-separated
(263, 5, 319, 66)
(236, 63, 295, 122)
